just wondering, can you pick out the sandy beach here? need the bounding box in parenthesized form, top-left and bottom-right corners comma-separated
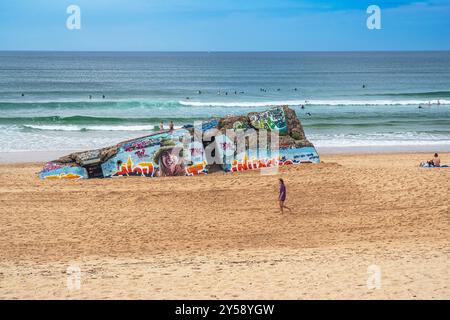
(0, 152, 448, 299)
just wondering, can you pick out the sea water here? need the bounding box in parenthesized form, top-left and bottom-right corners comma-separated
(0, 51, 449, 153)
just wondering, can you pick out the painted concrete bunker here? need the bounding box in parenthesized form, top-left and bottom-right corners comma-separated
(39, 106, 320, 180)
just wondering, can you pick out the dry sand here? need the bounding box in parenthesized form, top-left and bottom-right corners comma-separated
(0, 152, 448, 299)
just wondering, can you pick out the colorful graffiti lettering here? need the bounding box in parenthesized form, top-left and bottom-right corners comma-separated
(111, 155, 207, 178)
(44, 172, 84, 179)
(230, 154, 294, 172)
(113, 156, 155, 177)
(229, 147, 319, 173)
(185, 161, 208, 176)
(39, 166, 88, 180)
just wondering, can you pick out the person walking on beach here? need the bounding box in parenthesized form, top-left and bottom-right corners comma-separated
(278, 178, 291, 214)
(159, 121, 164, 132)
(169, 120, 174, 132)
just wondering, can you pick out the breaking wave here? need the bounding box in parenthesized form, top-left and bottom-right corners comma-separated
(179, 99, 450, 107)
(20, 124, 185, 132)
(0, 115, 207, 125)
(364, 90, 450, 98)
(1, 98, 449, 112)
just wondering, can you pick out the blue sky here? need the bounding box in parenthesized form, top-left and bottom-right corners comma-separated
(0, 0, 449, 51)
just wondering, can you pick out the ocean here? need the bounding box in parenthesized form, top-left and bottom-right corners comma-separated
(0, 51, 449, 154)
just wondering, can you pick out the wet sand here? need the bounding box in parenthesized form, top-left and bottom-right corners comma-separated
(0, 153, 448, 299)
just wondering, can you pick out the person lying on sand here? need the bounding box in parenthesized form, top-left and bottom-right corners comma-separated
(278, 178, 292, 214)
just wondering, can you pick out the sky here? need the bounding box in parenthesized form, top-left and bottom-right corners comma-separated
(0, 0, 449, 51)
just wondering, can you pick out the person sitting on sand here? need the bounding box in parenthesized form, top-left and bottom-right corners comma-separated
(278, 178, 291, 214)
(430, 153, 441, 167)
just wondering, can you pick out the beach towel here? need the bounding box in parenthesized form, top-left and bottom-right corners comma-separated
(419, 162, 449, 168)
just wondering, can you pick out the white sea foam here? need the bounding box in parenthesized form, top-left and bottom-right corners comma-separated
(179, 99, 450, 107)
(2, 98, 449, 108)
(23, 124, 160, 132)
(312, 138, 450, 148)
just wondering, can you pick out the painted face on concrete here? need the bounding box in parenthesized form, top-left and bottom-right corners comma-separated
(161, 151, 179, 174)
(158, 147, 186, 177)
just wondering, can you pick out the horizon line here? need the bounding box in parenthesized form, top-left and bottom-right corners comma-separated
(1, 49, 450, 53)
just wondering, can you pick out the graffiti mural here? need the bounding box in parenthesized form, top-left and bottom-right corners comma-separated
(39, 106, 320, 180)
(107, 156, 155, 177)
(214, 134, 235, 171)
(184, 141, 208, 175)
(249, 107, 288, 135)
(39, 165, 88, 180)
(101, 130, 208, 178)
(229, 147, 319, 173)
(279, 146, 321, 164)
